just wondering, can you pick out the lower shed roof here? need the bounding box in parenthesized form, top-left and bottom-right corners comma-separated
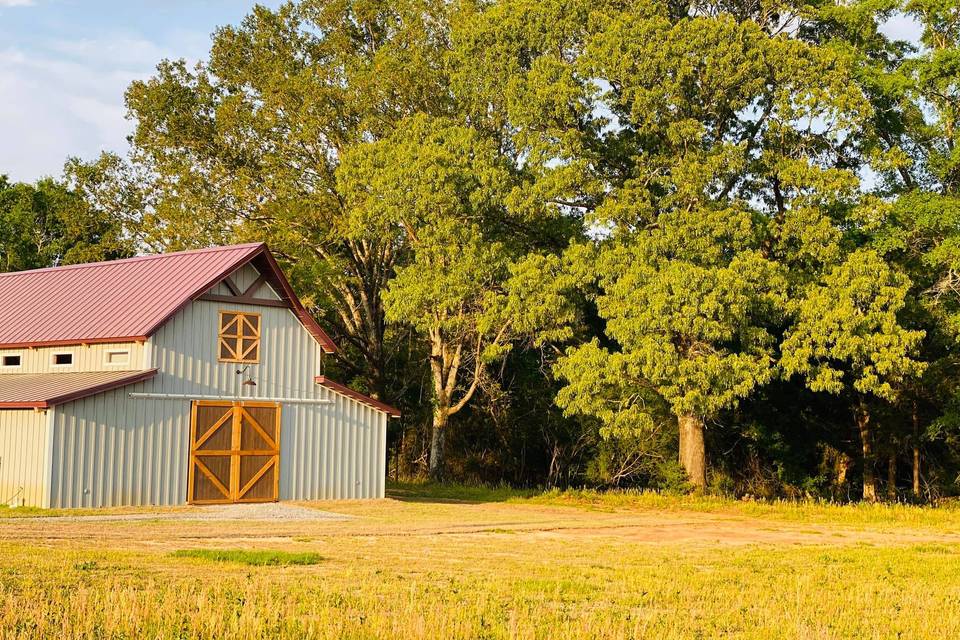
(0, 369, 157, 409)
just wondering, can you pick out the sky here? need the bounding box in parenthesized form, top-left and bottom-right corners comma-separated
(0, 1, 925, 184)
(0, 0, 282, 182)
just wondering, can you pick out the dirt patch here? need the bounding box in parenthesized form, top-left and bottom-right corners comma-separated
(15, 502, 351, 523)
(1, 500, 958, 553)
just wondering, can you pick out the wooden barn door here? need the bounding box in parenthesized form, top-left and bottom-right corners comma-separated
(188, 401, 281, 504)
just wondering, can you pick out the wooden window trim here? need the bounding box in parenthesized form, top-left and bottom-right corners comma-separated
(218, 310, 261, 364)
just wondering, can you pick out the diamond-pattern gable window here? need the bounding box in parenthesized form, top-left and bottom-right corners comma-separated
(218, 311, 261, 363)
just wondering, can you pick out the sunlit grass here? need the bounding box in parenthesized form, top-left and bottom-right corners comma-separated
(1, 484, 959, 638)
(389, 482, 960, 531)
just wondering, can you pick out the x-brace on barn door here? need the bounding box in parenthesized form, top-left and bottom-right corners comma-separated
(188, 401, 281, 504)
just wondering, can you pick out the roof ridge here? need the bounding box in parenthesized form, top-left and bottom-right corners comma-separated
(0, 243, 265, 279)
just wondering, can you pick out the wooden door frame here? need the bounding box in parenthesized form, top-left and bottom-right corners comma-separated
(187, 400, 282, 505)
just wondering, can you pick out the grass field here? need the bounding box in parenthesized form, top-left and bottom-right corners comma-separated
(1, 484, 960, 639)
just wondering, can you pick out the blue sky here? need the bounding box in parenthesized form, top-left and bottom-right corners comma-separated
(0, 0, 282, 182)
(0, 1, 924, 184)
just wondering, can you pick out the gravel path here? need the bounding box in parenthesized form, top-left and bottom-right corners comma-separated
(30, 502, 352, 522)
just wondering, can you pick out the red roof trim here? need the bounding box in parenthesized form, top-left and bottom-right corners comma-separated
(315, 376, 401, 417)
(0, 369, 158, 409)
(0, 243, 264, 280)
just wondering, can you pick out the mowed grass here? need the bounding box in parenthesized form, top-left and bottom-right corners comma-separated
(0, 485, 959, 639)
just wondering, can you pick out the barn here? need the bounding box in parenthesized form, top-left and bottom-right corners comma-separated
(0, 243, 398, 509)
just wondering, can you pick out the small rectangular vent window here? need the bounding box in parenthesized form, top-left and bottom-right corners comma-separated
(105, 350, 130, 365)
(2, 355, 21, 367)
(53, 353, 73, 366)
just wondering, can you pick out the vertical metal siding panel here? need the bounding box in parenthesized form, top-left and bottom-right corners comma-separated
(373, 408, 380, 498)
(357, 405, 365, 498)
(336, 395, 345, 498)
(344, 395, 352, 499)
(349, 399, 358, 499)
(331, 397, 338, 498)
(321, 400, 331, 499)
(370, 407, 377, 498)
(49, 416, 61, 508)
(378, 412, 387, 498)
(296, 406, 306, 500)
(0, 410, 47, 507)
(310, 406, 320, 498)
(361, 405, 370, 498)
(279, 406, 292, 500)
(359, 403, 367, 498)
(297, 406, 306, 500)
(326, 398, 334, 499)
(312, 405, 322, 498)
(337, 397, 350, 500)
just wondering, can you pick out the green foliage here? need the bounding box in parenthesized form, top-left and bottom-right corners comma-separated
(0, 174, 133, 272)
(782, 250, 926, 400)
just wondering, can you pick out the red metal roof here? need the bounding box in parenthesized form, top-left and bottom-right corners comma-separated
(315, 376, 401, 417)
(0, 369, 158, 409)
(0, 243, 336, 353)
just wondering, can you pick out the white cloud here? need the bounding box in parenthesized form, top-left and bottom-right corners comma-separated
(0, 30, 208, 182)
(0, 0, 35, 7)
(0, 40, 156, 181)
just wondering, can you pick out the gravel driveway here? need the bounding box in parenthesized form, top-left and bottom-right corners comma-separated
(30, 502, 352, 522)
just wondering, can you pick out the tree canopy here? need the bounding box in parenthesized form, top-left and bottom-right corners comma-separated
(21, 0, 960, 499)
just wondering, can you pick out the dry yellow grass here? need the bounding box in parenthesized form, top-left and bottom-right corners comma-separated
(1, 484, 959, 639)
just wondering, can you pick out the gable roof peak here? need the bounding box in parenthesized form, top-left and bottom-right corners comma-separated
(0, 242, 336, 353)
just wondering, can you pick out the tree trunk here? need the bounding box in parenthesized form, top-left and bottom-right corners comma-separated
(855, 400, 877, 502)
(428, 408, 448, 481)
(887, 450, 897, 502)
(678, 414, 707, 490)
(912, 407, 921, 498)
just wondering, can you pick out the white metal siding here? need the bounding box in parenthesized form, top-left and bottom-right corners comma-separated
(279, 392, 386, 501)
(0, 410, 49, 507)
(0, 342, 145, 375)
(48, 381, 190, 508)
(48, 283, 387, 508)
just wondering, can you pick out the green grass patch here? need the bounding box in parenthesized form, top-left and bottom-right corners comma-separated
(171, 549, 323, 566)
(0, 505, 59, 519)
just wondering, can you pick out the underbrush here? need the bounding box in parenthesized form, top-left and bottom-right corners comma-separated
(388, 481, 960, 530)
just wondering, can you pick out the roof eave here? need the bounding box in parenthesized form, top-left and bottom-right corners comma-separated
(0, 336, 149, 350)
(315, 376, 400, 417)
(44, 369, 159, 407)
(0, 369, 159, 411)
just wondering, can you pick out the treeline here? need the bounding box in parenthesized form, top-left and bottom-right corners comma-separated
(6, 0, 960, 501)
